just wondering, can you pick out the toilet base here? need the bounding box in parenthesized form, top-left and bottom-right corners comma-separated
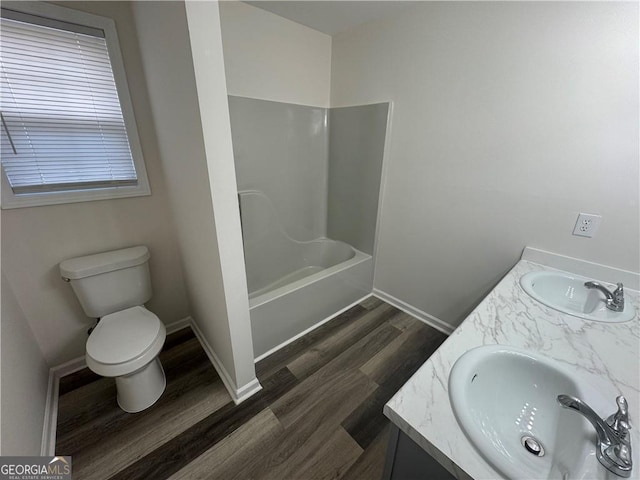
(116, 357, 166, 413)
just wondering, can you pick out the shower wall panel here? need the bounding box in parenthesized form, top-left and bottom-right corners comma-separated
(328, 103, 389, 254)
(228, 96, 328, 241)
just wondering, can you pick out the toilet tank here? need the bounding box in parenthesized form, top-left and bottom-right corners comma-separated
(60, 246, 153, 318)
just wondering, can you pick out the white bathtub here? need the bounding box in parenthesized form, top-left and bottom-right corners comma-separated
(248, 237, 357, 299)
(239, 191, 374, 359)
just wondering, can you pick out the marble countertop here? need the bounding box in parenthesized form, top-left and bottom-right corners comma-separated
(384, 254, 640, 480)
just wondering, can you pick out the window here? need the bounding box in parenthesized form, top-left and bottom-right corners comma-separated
(0, 2, 150, 208)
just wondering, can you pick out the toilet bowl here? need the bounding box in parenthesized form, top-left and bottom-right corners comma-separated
(86, 306, 166, 413)
(60, 246, 168, 413)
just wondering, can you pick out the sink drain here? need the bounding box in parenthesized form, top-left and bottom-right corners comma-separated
(521, 435, 545, 457)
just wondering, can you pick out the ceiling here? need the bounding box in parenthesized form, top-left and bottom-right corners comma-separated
(244, 1, 419, 36)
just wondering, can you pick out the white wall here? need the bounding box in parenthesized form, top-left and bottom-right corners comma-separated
(331, 2, 639, 327)
(219, 1, 331, 107)
(132, 1, 257, 395)
(1, 270, 50, 455)
(185, 0, 258, 392)
(1, 1, 190, 366)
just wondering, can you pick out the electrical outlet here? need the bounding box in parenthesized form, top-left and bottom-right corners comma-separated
(572, 213, 602, 238)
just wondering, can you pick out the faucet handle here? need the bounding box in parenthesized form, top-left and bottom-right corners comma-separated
(613, 283, 624, 298)
(607, 396, 631, 433)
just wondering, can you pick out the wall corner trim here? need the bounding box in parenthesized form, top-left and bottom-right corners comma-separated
(41, 369, 61, 456)
(373, 289, 454, 336)
(188, 318, 262, 405)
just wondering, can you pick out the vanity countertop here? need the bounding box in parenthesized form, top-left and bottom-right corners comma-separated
(384, 256, 640, 480)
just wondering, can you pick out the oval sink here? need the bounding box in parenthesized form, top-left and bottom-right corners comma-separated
(449, 345, 610, 480)
(520, 271, 636, 323)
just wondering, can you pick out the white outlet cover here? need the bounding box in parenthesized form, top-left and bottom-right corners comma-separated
(572, 213, 602, 238)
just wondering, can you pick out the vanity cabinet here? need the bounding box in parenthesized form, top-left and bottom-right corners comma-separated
(383, 425, 455, 480)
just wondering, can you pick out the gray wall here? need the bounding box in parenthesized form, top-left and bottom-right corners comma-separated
(328, 103, 388, 254)
(1, 272, 50, 455)
(332, 2, 639, 327)
(229, 96, 328, 242)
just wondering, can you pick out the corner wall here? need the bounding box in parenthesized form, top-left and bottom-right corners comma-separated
(331, 2, 640, 328)
(1, 271, 49, 455)
(1, 0, 190, 366)
(219, 1, 331, 107)
(132, 1, 258, 399)
(328, 103, 388, 255)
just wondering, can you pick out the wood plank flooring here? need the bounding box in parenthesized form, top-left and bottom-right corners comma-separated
(56, 299, 447, 480)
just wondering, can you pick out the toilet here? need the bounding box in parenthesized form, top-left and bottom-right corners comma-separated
(59, 246, 167, 413)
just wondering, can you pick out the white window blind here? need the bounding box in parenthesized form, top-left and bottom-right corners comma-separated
(0, 9, 138, 194)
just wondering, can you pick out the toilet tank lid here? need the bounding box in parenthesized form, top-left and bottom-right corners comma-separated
(60, 246, 150, 280)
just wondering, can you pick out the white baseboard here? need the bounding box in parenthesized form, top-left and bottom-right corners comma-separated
(52, 355, 87, 378)
(253, 293, 374, 363)
(373, 289, 454, 336)
(188, 318, 262, 405)
(41, 316, 195, 455)
(165, 316, 192, 335)
(233, 378, 263, 404)
(41, 353, 90, 455)
(41, 372, 59, 456)
(40, 293, 450, 455)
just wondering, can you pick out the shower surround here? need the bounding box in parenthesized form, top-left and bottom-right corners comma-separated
(228, 96, 388, 358)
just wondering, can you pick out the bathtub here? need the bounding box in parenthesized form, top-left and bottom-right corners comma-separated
(239, 191, 374, 359)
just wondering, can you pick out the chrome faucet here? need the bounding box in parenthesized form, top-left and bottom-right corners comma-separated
(584, 281, 625, 312)
(557, 394, 633, 478)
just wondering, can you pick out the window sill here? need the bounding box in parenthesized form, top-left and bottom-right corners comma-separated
(0, 183, 151, 209)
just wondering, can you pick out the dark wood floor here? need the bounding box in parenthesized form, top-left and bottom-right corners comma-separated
(56, 298, 447, 480)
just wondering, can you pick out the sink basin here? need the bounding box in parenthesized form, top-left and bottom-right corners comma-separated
(449, 345, 610, 480)
(520, 271, 636, 323)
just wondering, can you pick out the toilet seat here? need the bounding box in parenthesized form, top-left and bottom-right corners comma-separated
(86, 306, 166, 378)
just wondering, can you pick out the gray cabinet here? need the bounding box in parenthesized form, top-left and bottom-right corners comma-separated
(383, 425, 456, 480)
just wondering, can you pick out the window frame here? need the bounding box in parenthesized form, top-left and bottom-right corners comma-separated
(0, 1, 151, 209)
